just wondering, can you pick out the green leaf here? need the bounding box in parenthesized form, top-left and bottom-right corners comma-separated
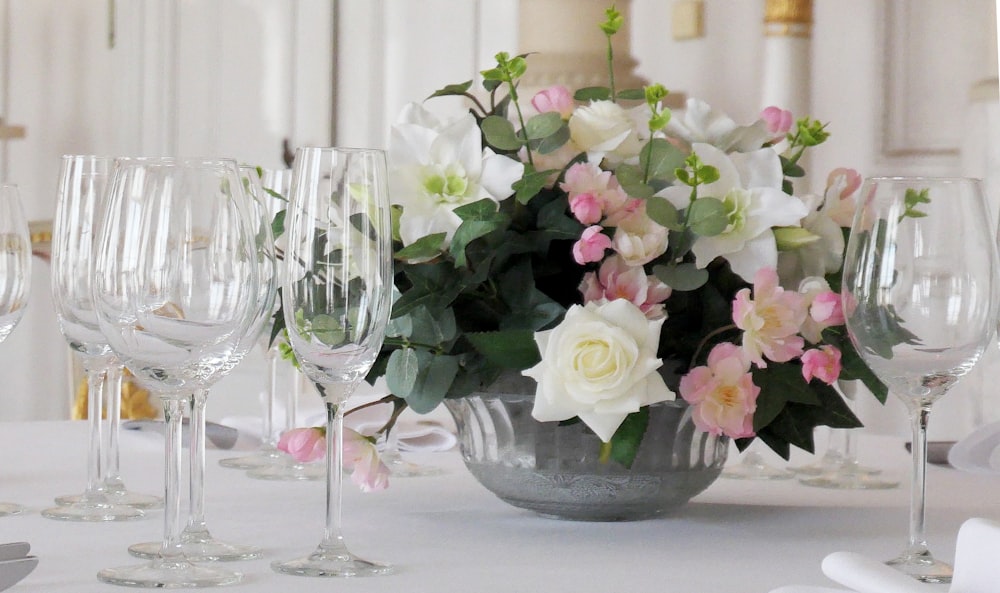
(386, 348, 420, 398)
(574, 86, 611, 101)
(481, 115, 522, 151)
(687, 197, 729, 236)
(645, 196, 681, 230)
(652, 263, 709, 291)
(614, 164, 655, 199)
(449, 199, 509, 268)
(822, 326, 889, 403)
(270, 209, 286, 240)
(524, 112, 564, 140)
(406, 354, 461, 414)
(427, 80, 473, 99)
(394, 232, 446, 261)
(608, 408, 649, 468)
(639, 138, 685, 182)
(513, 169, 557, 205)
(615, 88, 647, 101)
(466, 330, 541, 369)
(407, 305, 458, 346)
(534, 124, 571, 155)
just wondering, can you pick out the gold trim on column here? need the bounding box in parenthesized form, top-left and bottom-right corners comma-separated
(764, 0, 812, 37)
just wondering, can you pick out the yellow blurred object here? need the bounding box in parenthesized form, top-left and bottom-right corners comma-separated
(71, 369, 159, 420)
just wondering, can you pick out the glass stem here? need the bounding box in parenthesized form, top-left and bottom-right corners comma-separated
(187, 389, 209, 536)
(907, 404, 932, 555)
(83, 365, 106, 502)
(103, 363, 125, 491)
(159, 397, 186, 562)
(320, 387, 350, 556)
(261, 346, 279, 450)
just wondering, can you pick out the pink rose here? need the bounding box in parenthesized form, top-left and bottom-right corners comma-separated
(801, 346, 842, 385)
(680, 342, 759, 438)
(733, 267, 807, 366)
(760, 106, 793, 142)
(277, 427, 326, 463)
(560, 162, 630, 224)
(572, 225, 611, 264)
(531, 85, 574, 119)
(798, 277, 845, 343)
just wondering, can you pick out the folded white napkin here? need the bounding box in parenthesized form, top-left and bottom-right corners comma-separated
(947, 420, 1000, 475)
(820, 552, 928, 593)
(950, 517, 1000, 593)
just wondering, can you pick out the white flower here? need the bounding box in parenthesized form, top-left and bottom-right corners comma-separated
(666, 98, 771, 153)
(610, 208, 669, 266)
(777, 192, 845, 289)
(657, 142, 809, 282)
(523, 299, 675, 442)
(568, 100, 644, 164)
(389, 102, 524, 247)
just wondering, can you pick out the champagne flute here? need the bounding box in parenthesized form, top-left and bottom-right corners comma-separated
(93, 157, 262, 588)
(0, 184, 30, 517)
(43, 155, 145, 521)
(128, 165, 275, 562)
(842, 176, 999, 583)
(272, 147, 393, 577)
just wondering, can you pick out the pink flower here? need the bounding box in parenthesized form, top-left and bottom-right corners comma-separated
(278, 427, 326, 463)
(560, 162, 630, 223)
(797, 277, 845, 343)
(760, 106, 794, 142)
(609, 207, 669, 266)
(680, 342, 759, 438)
(822, 168, 862, 227)
(801, 346, 842, 385)
(343, 430, 390, 493)
(579, 255, 672, 319)
(733, 267, 807, 367)
(531, 85, 574, 119)
(569, 192, 603, 225)
(572, 225, 611, 264)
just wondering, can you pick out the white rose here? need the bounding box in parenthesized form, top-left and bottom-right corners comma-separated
(568, 100, 644, 164)
(523, 299, 675, 442)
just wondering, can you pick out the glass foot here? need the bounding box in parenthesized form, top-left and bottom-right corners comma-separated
(383, 455, 445, 478)
(98, 558, 243, 588)
(886, 549, 953, 584)
(722, 459, 794, 480)
(0, 502, 23, 516)
(271, 547, 393, 578)
(129, 530, 262, 562)
(247, 461, 324, 481)
(799, 467, 898, 490)
(218, 450, 285, 470)
(42, 498, 144, 522)
(58, 490, 163, 510)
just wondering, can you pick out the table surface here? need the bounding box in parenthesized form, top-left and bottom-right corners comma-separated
(1, 420, 995, 592)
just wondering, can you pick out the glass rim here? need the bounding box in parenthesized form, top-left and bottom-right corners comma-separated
(865, 175, 984, 184)
(293, 146, 386, 155)
(111, 156, 240, 167)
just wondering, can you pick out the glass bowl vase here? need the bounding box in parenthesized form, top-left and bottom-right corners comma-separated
(444, 380, 728, 521)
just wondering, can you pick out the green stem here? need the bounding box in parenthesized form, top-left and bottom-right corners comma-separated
(690, 324, 739, 369)
(463, 92, 490, 117)
(506, 80, 535, 168)
(606, 35, 616, 101)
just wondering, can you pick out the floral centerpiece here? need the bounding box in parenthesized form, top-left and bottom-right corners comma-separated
(282, 6, 887, 471)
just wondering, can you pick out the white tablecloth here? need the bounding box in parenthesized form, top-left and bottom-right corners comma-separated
(1, 421, 997, 592)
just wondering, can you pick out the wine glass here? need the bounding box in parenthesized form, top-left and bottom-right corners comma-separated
(93, 157, 262, 588)
(272, 147, 393, 577)
(247, 368, 325, 481)
(219, 167, 291, 472)
(842, 176, 1000, 583)
(43, 155, 146, 522)
(0, 184, 30, 517)
(127, 165, 275, 562)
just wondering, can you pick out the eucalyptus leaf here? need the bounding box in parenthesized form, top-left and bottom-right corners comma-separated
(652, 263, 708, 291)
(644, 196, 681, 230)
(535, 124, 571, 155)
(687, 197, 729, 236)
(639, 138, 685, 182)
(406, 354, 461, 414)
(481, 115, 522, 151)
(573, 86, 611, 101)
(615, 88, 647, 101)
(386, 348, 420, 398)
(427, 80, 473, 99)
(524, 112, 564, 140)
(614, 164, 655, 199)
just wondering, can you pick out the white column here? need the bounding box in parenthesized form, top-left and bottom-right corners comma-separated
(760, 0, 812, 118)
